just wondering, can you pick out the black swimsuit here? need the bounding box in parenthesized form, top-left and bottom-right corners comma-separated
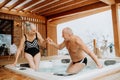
(24, 33, 40, 57)
(73, 57, 87, 65)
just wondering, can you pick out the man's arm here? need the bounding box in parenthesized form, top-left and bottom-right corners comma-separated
(47, 37, 65, 50)
(76, 37, 102, 68)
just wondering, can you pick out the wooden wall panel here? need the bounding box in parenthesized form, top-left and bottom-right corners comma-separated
(47, 21, 57, 56)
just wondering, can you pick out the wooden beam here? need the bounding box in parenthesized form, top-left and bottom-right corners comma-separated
(111, 4, 120, 56)
(8, 0, 25, 10)
(0, 0, 11, 9)
(17, 0, 40, 11)
(36, 0, 76, 14)
(47, 2, 107, 19)
(49, 6, 110, 24)
(0, 8, 45, 20)
(41, 0, 99, 16)
(32, 0, 59, 13)
(99, 0, 115, 5)
(35, 0, 71, 14)
(25, 0, 53, 12)
(115, 0, 120, 3)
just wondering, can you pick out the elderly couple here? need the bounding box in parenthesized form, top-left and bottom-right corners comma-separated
(12, 21, 102, 74)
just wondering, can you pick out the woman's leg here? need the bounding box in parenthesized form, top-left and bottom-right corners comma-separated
(34, 53, 41, 70)
(25, 53, 35, 70)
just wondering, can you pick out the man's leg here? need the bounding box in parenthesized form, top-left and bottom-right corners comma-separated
(66, 62, 85, 74)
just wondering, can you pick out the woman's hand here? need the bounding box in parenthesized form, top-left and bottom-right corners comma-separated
(10, 61, 17, 67)
(47, 37, 54, 45)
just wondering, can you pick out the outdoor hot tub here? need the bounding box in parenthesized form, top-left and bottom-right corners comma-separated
(5, 55, 120, 80)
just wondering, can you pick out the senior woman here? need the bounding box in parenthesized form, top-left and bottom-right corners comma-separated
(12, 21, 46, 70)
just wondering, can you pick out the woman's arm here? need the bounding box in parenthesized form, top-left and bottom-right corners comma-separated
(36, 32, 47, 48)
(12, 36, 25, 66)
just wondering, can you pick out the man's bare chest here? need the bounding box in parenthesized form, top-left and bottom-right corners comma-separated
(66, 42, 79, 51)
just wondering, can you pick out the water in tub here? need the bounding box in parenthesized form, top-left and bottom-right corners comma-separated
(38, 57, 98, 75)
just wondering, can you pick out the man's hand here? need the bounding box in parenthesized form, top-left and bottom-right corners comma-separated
(97, 64, 103, 69)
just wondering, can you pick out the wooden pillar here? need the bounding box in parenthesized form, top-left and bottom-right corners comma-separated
(93, 39, 97, 54)
(47, 21, 58, 56)
(111, 4, 120, 56)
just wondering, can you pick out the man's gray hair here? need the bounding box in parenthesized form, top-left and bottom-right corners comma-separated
(63, 27, 73, 35)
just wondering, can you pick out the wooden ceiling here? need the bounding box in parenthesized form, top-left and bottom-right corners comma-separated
(0, 0, 120, 19)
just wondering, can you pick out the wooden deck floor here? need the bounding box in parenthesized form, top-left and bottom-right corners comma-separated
(0, 67, 35, 80)
(0, 56, 35, 80)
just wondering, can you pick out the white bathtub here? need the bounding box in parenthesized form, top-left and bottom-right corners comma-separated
(5, 56, 120, 80)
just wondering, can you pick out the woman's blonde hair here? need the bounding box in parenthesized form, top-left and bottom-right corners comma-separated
(24, 21, 36, 31)
(23, 21, 37, 34)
